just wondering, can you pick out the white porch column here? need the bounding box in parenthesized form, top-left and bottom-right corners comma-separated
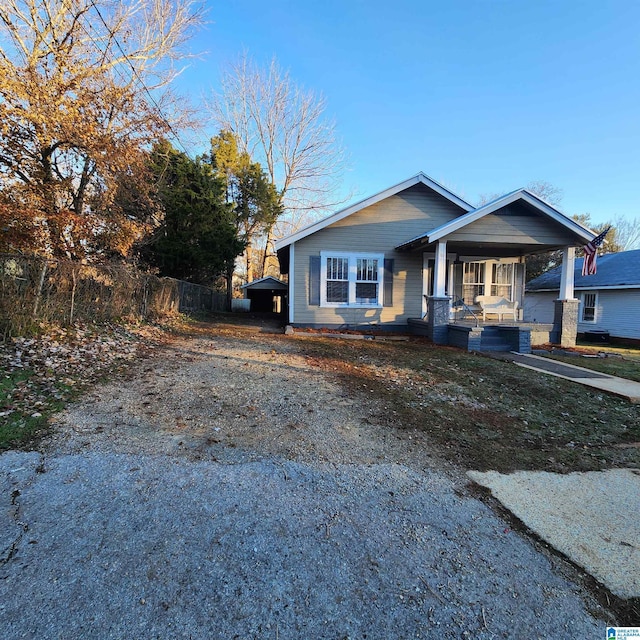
(288, 242, 295, 324)
(421, 253, 429, 316)
(559, 246, 576, 300)
(434, 240, 447, 297)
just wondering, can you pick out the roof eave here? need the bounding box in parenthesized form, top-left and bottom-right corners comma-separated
(527, 284, 640, 292)
(240, 276, 287, 289)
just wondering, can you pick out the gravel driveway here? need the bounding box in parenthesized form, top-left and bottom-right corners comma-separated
(0, 325, 608, 638)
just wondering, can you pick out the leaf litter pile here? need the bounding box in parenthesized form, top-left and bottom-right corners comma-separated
(0, 322, 170, 450)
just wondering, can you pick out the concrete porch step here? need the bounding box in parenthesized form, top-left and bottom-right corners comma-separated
(481, 335, 507, 344)
(479, 332, 513, 352)
(478, 343, 513, 352)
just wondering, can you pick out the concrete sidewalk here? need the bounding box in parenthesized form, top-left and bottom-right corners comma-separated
(468, 468, 640, 600)
(474, 353, 640, 602)
(495, 352, 640, 403)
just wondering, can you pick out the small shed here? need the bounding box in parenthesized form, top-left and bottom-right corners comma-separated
(241, 276, 288, 313)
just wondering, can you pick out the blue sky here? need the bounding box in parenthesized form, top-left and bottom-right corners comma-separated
(175, 0, 640, 225)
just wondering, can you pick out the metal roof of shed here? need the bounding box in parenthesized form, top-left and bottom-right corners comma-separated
(240, 276, 288, 290)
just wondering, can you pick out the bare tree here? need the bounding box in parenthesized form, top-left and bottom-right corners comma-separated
(0, 0, 205, 259)
(478, 180, 563, 207)
(208, 54, 349, 277)
(523, 180, 564, 206)
(612, 215, 640, 250)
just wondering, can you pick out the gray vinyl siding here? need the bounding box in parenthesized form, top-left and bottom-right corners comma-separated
(293, 184, 464, 326)
(447, 214, 578, 246)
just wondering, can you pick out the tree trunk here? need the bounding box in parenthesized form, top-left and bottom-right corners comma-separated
(73, 157, 93, 216)
(226, 263, 234, 311)
(41, 147, 67, 258)
(261, 226, 274, 278)
(245, 242, 254, 283)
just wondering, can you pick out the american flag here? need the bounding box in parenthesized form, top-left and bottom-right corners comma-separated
(582, 227, 610, 276)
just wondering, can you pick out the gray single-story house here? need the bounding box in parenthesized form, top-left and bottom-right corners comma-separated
(525, 249, 640, 341)
(275, 173, 596, 352)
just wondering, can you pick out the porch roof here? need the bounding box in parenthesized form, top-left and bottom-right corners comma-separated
(395, 189, 595, 254)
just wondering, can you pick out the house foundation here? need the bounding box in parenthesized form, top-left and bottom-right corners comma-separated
(551, 299, 580, 347)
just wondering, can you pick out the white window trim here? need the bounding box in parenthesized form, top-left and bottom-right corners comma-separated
(580, 291, 598, 323)
(320, 251, 384, 308)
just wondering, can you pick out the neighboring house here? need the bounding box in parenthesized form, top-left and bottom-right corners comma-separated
(525, 249, 640, 341)
(274, 173, 595, 351)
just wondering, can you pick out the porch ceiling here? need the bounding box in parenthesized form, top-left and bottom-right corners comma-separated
(398, 239, 569, 257)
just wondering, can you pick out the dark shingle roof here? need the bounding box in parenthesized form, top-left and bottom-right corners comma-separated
(526, 249, 640, 291)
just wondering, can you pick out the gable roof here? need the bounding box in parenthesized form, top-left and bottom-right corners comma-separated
(396, 188, 595, 250)
(273, 172, 473, 251)
(526, 249, 640, 291)
(240, 276, 287, 290)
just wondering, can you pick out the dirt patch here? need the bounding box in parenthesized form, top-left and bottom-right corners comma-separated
(44, 327, 438, 471)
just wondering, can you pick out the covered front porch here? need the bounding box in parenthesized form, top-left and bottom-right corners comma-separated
(395, 189, 591, 352)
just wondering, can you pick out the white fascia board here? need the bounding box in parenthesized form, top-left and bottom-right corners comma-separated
(575, 285, 640, 290)
(425, 189, 596, 244)
(273, 172, 473, 251)
(528, 284, 640, 293)
(240, 276, 286, 288)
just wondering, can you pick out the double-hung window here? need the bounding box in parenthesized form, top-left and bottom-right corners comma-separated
(581, 292, 597, 322)
(463, 262, 485, 305)
(326, 257, 349, 303)
(491, 263, 514, 299)
(321, 252, 384, 307)
(356, 257, 379, 303)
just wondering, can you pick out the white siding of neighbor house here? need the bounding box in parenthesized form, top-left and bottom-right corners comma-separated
(292, 183, 465, 327)
(524, 289, 640, 339)
(579, 289, 640, 339)
(523, 292, 556, 324)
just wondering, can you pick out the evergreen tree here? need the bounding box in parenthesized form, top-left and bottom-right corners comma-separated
(209, 131, 282, 299)
(142, 141, 243, 285)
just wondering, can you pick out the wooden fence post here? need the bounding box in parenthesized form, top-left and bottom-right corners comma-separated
(32, 261, 48, 319)
(69, 267, 77, 324)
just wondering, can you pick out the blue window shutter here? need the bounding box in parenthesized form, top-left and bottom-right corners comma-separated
(383, 258, 394, 307)
(309, 256, 321, 305)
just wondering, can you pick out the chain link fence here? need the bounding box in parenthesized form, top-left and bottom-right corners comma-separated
(0, 254, 228, 340)
(177, 280, 228, 314)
